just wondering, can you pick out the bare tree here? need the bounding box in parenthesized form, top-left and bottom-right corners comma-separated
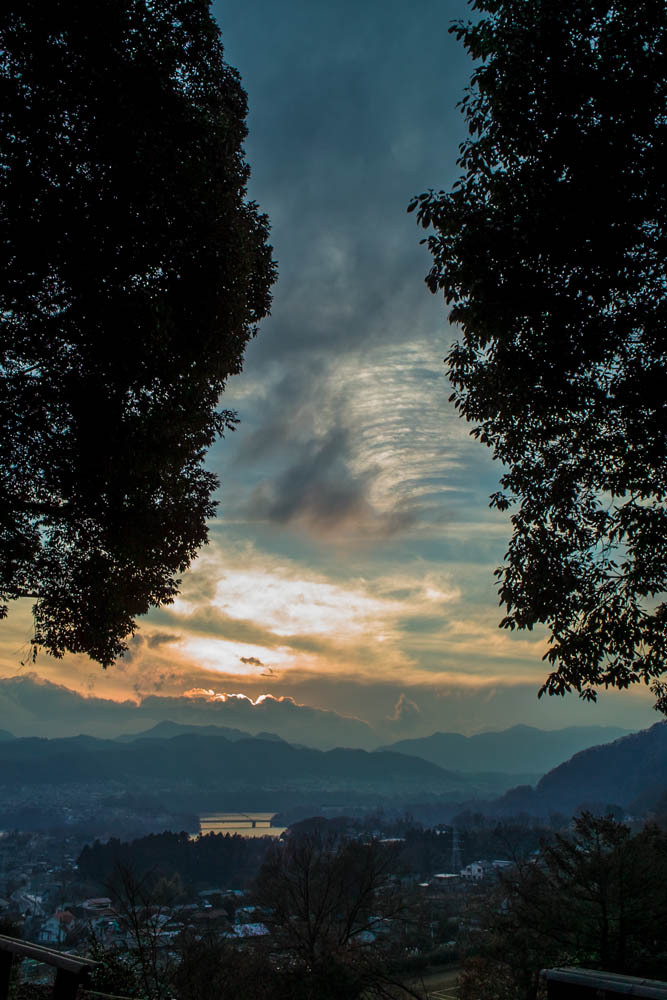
(252, 829, 423, 1000)
(104, 864, 183, 999)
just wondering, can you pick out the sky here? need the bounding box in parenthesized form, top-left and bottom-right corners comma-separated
(0, 0, 658, 743)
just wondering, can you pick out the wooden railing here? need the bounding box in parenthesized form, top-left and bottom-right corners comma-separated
(0, 934, 97, 1000)
(543, 966, 667, 998)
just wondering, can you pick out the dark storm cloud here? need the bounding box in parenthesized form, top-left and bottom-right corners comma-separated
(115, 631, 180, 665)
(232, 361, 329, 465)
(247, 428, 416, 538)
(0, 673, 138, 727)
(146, 632, 180, 648)
(117, 633, 144, 665)
(206, 1, 474, 542)
(215, 0, 469, 365)
(0, 673, 376, 748)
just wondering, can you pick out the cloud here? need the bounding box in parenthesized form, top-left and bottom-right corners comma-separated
(0, 672, 656, 751)
(115, 630, 181, 666)
(0, 674, 377, 749)
(142, 686, 377, 749)
(387, 692, 421, 730)
(172, 545, 410, 645)
(225, 340, 475, 545)
(146, 632, 180, 649)
(248, 428, 416, 539)
(240, 656, 264, 667)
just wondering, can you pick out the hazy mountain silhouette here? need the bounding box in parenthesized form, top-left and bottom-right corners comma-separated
(379, 724, 628, 775)
(115, 720, 258, 743)
(0, 731, 525, 800)
(489, 722, 667, 815)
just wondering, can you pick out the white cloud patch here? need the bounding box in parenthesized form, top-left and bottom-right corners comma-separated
(161, 541, 465, 686)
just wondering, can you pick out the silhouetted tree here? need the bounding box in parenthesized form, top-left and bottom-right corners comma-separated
(172, 931, 271, 1000)
(458, 813, 667, 1000)
(0, 0, 276, 664)
(411, 0, 667, 710)
(78, 829, 274, 887)
(252, 829, 421, 1000)
(105, 863, 185, 999)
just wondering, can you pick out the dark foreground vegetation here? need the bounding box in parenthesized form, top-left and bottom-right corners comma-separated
(3, 808, 667, 999)
(413, 0, 667, 712)
(0, 0, 276, 666)
(83, 830, 438, 1000)
(78, 831, 273, 890)
(458, 813, 667, 1000)
(84, 815, 667, 1000)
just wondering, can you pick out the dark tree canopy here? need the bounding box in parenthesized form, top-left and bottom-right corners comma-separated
(252, 831, 415, 1000)
(411, 1, 667, 709)
(459, 814, 667, 999)
(0, 0, 276, 664)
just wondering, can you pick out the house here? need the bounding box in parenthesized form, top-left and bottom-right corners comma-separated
(232, 922, 269, 939)
(38, 910, 75, 945)
(11, 891, 45, 916)
(81, 897, 114, 917)
(460, 861, 494, 881)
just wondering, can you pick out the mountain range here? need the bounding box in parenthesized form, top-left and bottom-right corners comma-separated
(0, 729, 521, 802)
(489, 722, 667, 816)
(0, 721, 664, 819)
(379, 724, 629, 775)
(1, 674, 664, 820)
(0, 673, 377, 748)
(115, 720, 260, 743)
(0, 675, 638, 770)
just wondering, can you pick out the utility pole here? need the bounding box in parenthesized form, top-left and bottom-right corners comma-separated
(451, 828, 462, 873)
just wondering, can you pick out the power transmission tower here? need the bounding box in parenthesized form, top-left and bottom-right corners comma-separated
(451, 828, 463, 873)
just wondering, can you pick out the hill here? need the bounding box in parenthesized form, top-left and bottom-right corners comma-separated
(115, 720, 259, 743)
(490, 722, 667, 816)
(379, 724, 629, 775)
(0, 730, 523, 805)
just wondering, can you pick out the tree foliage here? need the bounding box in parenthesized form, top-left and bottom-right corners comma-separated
(78, 830, 274, 888)
(458, 813, 667, 1000)
(172, 932, 272, 1000)
(252, 829, 419, 1000)
(104, 864, 186, 1000)
(410, 0, 667, 709)
(0, 0, 276, 664)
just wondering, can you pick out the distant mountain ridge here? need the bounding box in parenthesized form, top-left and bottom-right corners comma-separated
(0, 730, 532, 802)
(536, 722, 667, 811)
(489, 722, 667, 816)
(379, 724, 629, 775)
(115, 720, 262, 743)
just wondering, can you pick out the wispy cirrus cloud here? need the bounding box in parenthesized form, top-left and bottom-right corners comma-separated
(225, 339, 481, 545)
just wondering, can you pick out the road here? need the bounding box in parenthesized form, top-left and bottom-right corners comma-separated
(410, 964, 460, 1000)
